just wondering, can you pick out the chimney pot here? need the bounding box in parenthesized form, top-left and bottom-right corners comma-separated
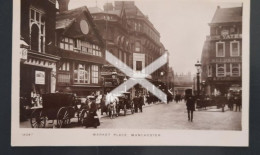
(57, 0, 70, 12)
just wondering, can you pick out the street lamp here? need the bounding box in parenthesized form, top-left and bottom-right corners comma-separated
(195, 60, 202, 96)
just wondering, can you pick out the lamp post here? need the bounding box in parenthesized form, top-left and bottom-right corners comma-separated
(195, 60, 202, 97)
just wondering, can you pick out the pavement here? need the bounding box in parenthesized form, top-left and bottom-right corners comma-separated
(20, 100, 242, 130)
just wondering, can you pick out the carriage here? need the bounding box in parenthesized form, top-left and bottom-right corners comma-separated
(116, 92, 135, 116)
(30, 93, 88, 128)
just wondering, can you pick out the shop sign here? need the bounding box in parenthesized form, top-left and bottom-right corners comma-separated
(211, 58, 241, 63)
(35, 71, 45, 85)
(211, 77, 241, 81)
(207, 34, 242, 40)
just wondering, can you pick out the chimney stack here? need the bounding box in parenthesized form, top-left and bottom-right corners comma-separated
(57, 0, 70, 12)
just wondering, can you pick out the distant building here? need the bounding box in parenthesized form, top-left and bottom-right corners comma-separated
(174, 72, 193, 96)
(201, 6, 242, 95)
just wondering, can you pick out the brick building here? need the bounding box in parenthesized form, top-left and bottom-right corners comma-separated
(201, 6, 242, 95)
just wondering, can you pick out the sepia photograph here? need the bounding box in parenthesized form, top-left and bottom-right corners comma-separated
(12, 0, 249, 146)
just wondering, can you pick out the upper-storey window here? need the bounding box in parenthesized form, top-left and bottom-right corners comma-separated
(92, 44, 101, 57)
(59, 37, 73, 51)
(81, 41, 92, 55)
(207, 65, 212, 77)
(216, 64, 226, 77)
(216, 42, 225, 57)
(30, 7, 45, 53)
(135, 41, 141, 52)
(230, 40, 240, 57)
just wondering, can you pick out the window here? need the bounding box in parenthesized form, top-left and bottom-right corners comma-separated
(60, 37, 73, 51)
(59, 61, 70, 71)
(231, 64, 240, 77)
(92, 44, 101, 56)
(207, 65, 212, 77)
(136, 61, 142, 71)
(74, 63, 90, 84)
(91, 65, 99, 84)
(230, 41, 240, 57)
(135, 41, 141, 52)
(216, 64, 226, 77)
(216, 42, 225, 57)
(30, 7, 45, 52)
(81, 41, 92, 54)
(73, 39, 81, 51)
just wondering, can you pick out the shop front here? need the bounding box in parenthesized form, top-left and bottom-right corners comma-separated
(20, 51, 60, 108)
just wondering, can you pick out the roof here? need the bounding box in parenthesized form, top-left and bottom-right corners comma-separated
(89, 6, 122, 17)
(211, 7, 242, 24)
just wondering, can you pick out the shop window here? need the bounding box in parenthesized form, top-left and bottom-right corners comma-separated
(231, 64, 240, 77)
(74, 63, 90, 84)
(60, 37, 73, 51)
(30, 7, 45, 53)
(135, 41, 141, 52)
(230, 41, 240, 57)
(216, 42, 225, 57)
(91, 65, 99, 84)
(136, 61, 142, 71)
(216, 64, 226, 77)
(207, 65, 212, 77)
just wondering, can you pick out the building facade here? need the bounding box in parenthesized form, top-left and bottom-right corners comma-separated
(55, 0, 105, 96)
(174, 72, 193, 96)
(89, 4, 132, 94)
(20, 0, 60, 107)
(201, 6, 242, 95)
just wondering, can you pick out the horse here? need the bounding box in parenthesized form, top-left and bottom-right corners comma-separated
(105, 93, 119, 119)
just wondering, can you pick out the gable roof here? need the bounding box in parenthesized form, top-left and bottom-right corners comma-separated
(56, 6, 104, 46)
(211, 7, 242, 24)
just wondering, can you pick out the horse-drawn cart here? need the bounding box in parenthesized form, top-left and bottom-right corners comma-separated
(30, 93, 88, 128)
(116, 92, 134, 116)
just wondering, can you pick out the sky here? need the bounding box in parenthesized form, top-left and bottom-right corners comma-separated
(66, 0, 242, 75)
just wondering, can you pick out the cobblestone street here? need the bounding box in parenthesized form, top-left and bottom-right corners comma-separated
(20, 100, 242, 130)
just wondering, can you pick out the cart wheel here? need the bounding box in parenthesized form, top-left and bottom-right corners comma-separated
(57, 107, 69, 128)
(124, 105, 127, 116)
(79, 109, 88, 125)
(30, 109, 46, 128)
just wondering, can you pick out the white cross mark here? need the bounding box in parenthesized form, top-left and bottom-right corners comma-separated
(106, 50, 168, 103)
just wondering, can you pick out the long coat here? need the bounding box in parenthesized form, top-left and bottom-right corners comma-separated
(186, 96, 195, 111)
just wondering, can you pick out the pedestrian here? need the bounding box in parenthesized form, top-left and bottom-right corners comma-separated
(138, 94, 144, 112)
(236, 92, 242, 112)
(186, 94, 196, 122)
(133, 95, 139, 112)
(84, 97, 100, 128)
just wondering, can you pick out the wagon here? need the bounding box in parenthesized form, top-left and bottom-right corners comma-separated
(30, 93, 88, 128)
(116, 92, 134, 116)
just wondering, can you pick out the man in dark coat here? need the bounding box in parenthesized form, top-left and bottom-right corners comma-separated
(186, 94, 196, 122)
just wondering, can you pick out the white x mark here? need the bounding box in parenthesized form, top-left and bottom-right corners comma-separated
(106, 50, 168, 103)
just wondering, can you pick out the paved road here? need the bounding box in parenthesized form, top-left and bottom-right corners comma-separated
(20, 100, 242, 130)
